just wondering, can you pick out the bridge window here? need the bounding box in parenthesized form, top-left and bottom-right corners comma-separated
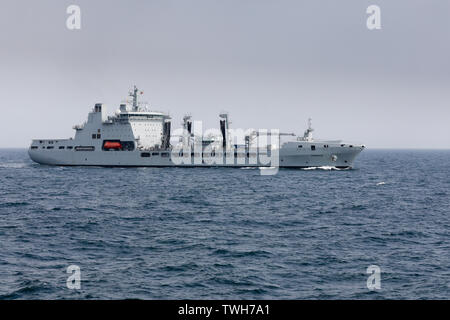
(59, 146, 65, 149)
(311, 145, 316, 151)
(152, 152, 159, 156)
(30, 146, 38, 149)
(67, 146, 73, 149)
(141, 152, 150, 158)
(92, 134, 96, 139)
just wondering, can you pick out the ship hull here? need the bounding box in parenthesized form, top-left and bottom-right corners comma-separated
(28, 146, 363, 168)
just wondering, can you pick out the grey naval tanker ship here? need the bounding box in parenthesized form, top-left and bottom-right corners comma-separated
(29, 86, 365, 168)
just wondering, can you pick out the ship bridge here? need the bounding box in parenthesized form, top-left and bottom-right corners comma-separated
(69, 86, 171, 150)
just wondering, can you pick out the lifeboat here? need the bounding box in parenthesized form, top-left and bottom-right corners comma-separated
(103, 141, 122, 150)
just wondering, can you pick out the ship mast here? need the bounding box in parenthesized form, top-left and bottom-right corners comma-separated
(301, 118, 314, 141)
(129, 85, 139, 111)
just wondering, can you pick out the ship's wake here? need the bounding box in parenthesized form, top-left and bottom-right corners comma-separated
(238, 166, 349, 171)
(301, 166, 347, 171)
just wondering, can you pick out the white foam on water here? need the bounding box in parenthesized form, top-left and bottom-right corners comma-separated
(376, 181, 386, 186)
(301, 166, 341, 171)
(0, 163, 28, 169)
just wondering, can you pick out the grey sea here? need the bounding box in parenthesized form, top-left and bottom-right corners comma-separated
(0, 149, 449, 299)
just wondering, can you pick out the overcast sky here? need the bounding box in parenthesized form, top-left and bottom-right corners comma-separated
(0, 0, 449, 148)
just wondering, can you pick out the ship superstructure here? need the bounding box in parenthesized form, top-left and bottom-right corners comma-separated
(29, 86, 364, 168)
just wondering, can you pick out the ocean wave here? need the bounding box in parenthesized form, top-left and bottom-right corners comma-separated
(0, 201, 30, 208)
(0, 279, 49, 299)
(212, 248, 272, 258)
(0, 162, 29, 169)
